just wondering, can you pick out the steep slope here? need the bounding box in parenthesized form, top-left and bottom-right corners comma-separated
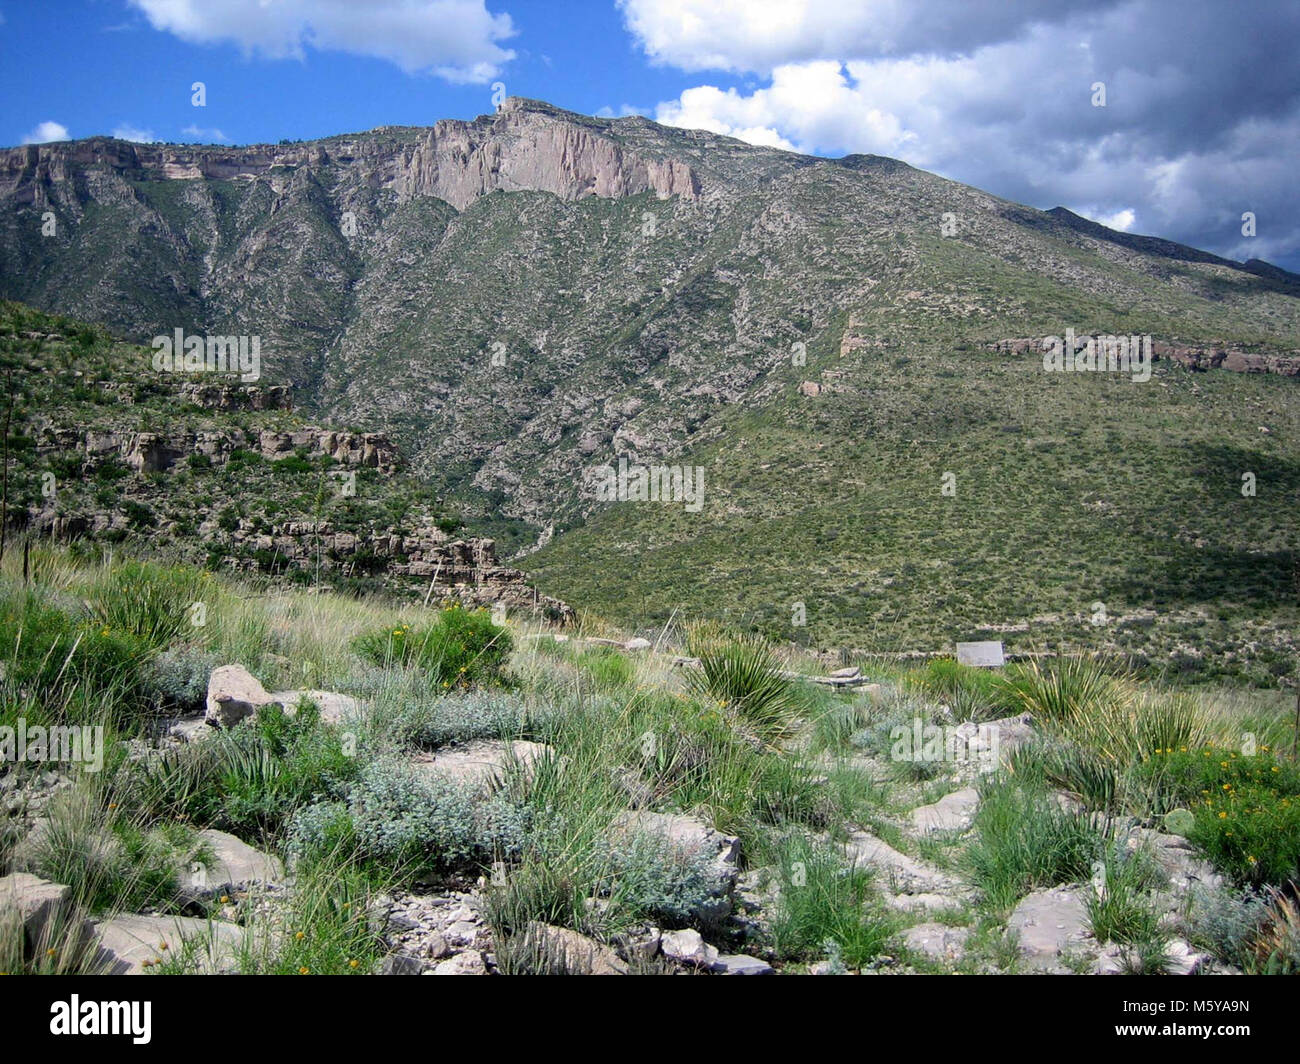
(1, 99, 1297, 680)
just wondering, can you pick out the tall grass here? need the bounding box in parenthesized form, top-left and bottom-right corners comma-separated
(764, 834, 896, 968)
(966, 776, 1110, 912)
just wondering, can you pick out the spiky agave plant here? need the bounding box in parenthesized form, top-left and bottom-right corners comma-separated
(685, 636, 798, 745)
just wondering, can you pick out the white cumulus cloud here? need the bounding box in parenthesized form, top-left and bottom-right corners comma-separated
(22, 121, 69, 144)
(632, 0, 1300, 269)
(181, 124, 231, 143)
(128, 0, 516, 83)
(112, 123, 156, 142)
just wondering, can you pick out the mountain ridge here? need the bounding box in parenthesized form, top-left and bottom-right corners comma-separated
(1, 98, 1297, 680)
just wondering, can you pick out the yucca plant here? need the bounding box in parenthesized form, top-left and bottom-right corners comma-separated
(1001, 656, 1120, 724)
(685, 636, 799, 745)
(88, 560, 210, 650)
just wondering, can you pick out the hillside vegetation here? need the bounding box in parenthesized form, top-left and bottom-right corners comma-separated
(2, 546, 1297, 975)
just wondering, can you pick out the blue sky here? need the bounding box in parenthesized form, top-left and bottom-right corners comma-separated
(0, 0, 694, 144)
(2, 1, 1298, 271)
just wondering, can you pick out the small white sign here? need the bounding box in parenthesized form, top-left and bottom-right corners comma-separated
(956, 641, 1005, 668)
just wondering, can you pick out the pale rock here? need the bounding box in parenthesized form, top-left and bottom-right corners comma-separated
(902, 922, 969, 963)
(661, 929, 719, 969)
(187, 829, 284, 895)
(431, 950, 487, 975)
(1006, 886, 1092, 972)
(523, 922, 629, 975)
(910, 787, 980, 834)
(712, 953, 774, 975)
(92, 914, 246, 975)
(410, 740, 554, 792)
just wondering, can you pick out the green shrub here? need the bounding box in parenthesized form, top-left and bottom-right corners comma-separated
(1134, 745, 1300, 886)
(385, 689, 541, 748)
(121, 500, 156, 530)
(290, 757, 516, 877)
(143, 645, 222, 714)
(601, 831, 723, 930)
(1184, 885, 1272, 969)
(353, 605, 513, 688)
(131, 701, 356, 839)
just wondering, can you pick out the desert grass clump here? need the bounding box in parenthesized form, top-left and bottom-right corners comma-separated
(16, 785, 205, 916)
(231, 848, 388, 975)
(0, 895, 111, 975)
(0, 586, 150, 729)
(1008, 739, 1120, 812)
(570, 645, 636, 690)
(88, 559, 211, 651)
(764, 834, 896, 969)
(1252, 890, 1300, 974)
(811, 694, 875, 753)
(966, 775, 1110, 912)
(908, 657, 1017, 720)
(1085, 842, 1166, 946)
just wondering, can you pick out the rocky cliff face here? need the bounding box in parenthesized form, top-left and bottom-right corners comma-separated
(0, 97, 699, 212)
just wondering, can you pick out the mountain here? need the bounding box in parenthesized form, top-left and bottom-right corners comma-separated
(1, 98, 1297, 683)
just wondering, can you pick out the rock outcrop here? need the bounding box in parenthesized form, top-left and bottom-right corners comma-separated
(30, 423, 400, 476)
(987, 337, 1300, 378)
(0, 98, 701, 213)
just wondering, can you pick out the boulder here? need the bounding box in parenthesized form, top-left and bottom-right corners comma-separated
(204, 664, 278, 728)
(523, 923, 629, 975)
(712, 953, 774, 975)
(843, 832, 962, 895)
(1005, 886, 1091, 972)
(266, 689, 363, 727)
(429, 950, 487, 975)
(381, 953, 424, 975)
(661, 929, 719, 969)
(205, 665, 361, 730)
(0, 872, 93, 958)
(910, 787, 980, 834)
(91, 914, 246, 975)
(410, 740, 554, 793)
(184, 829, 284, 896)
(902, 922, 969, 964)
(1124, 826, 1223, 893)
